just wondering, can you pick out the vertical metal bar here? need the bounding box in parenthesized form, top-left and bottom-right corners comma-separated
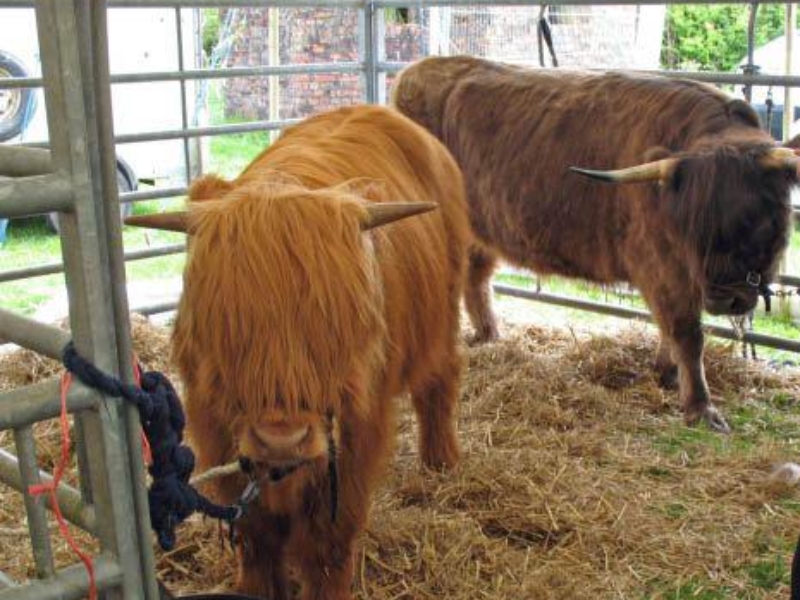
(176, 6, 192, 184)
(13, 426, 55, 579)
(87, 2, 160, 598)
(92, 2, 160, 596)
(375, 2, 386, 104)
(268, 6, 281, 144)
(743, 2, 759, 102)
(35, 0, 155, 597)
(784, 2, 795, 140)
(192, 7, 205, 177)
(360, 2, 377, 103)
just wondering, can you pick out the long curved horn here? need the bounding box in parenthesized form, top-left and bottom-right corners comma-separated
(125, 212, 190, 233)
(569, 158, 678, 184)
(361, 202, 438, 231)
(759, 147, 800, 171)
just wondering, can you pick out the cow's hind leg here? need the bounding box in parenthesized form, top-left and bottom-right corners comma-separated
(411, 354, 461, 470)
(465, 244, 500, 344)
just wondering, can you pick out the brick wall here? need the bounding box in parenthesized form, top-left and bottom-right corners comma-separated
(223, 8, 426, 121)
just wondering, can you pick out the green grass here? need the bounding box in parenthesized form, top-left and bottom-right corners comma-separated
(640, 552, 791, 599)
(204, 83, 272, 179)
(0, 81, 272, 317)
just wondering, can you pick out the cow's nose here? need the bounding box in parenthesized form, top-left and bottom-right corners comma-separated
(253, 423, 309, 451)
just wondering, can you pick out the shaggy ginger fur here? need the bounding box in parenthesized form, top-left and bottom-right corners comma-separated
(171, 105, 470, 600)
(392, 56, 795, 433)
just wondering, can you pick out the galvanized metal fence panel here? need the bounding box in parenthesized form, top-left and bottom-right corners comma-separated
(0, 1, 799, 597)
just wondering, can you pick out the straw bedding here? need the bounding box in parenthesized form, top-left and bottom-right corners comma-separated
(1, 313, 799, 599)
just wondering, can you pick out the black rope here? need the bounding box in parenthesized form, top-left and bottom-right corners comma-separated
(62, 341, 240, 551)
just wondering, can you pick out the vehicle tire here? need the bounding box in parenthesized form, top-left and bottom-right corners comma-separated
(0, 50, 36, 142)
(46, 161, 136, 234)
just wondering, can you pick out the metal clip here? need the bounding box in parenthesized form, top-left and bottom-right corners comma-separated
(746, 271, 761, 287)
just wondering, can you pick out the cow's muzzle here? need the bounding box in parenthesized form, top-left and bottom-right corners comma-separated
(238, 413, 340, 521)
(704, 289, 759, 316)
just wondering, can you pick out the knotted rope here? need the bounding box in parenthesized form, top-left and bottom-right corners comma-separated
(62, 341, 241, 551)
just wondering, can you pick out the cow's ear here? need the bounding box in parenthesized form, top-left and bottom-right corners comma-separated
(783, 133, 800, 150)
(726, 98, 761, 128)
(643, 146, 673, 163)
(189, 174, 233, 201)
(125, 211, 193, 233)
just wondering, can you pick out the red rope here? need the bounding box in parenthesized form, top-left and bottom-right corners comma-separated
(28, 372, 97, 600)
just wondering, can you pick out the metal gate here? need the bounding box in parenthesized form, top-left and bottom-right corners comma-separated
(0, 0, 798, 597)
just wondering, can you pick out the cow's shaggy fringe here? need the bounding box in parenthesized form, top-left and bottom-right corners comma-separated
(2, 314, 800, 598)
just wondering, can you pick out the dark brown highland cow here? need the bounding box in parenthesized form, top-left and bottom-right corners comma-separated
(393, 55, 799, 432)
(127, 105, 469, 599)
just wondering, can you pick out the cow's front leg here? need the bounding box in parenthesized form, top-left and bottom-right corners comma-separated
(236, 513, 291, 600)
(411, 354, 461, 470)
(654, 336, 678, 390)
(295, 518, 357, 600)
(667, 318, 730, 433)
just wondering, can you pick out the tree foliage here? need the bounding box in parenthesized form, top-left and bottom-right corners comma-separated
(662, 4, 787, 72)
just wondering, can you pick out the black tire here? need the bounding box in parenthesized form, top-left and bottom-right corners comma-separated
(46, 161, 136, 234)
(0, 50, 36, 142)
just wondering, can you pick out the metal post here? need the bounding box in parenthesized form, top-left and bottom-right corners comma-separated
(30, 0, 158, 597)
(268, 6, 281, 143)
(360, 1, 386, 104)
(784, 2, 796, 140)
(742, 2, 759, 102)
(176, 6, 193, 184)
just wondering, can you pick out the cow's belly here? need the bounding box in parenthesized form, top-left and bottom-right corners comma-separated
(470, 203, 628, 284)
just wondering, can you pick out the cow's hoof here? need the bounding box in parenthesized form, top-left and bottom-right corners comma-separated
(466, 326, 499, 346)
(685, 405, 731, 434)
(656, 365, 678, 390)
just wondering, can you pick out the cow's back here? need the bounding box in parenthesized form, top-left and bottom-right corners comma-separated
(394, 57, 762, 282)
(240, 105, 470, 396)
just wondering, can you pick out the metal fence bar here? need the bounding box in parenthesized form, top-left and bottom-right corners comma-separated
(0, 308, 71, 359)
(122, 185, 187, 202)
(13, 425, 56, 579)
(0, 553, 123, 600)
(115, 118, 302, 144)
(0, 243, 185, 283)
(779, 274, 800, 288)
(494, 284, 800, 353)
(0, 147, 51, 177)
(0, 447, 97, 534)
(0, 76, 42, 89)
(0, 0, 794, 9)
(0, 63, 366, 91)
(0, 175, 73, 218)
(134, 300, 179, 316)
(112, 62, 364, 83)
(0, 379, 98, 430)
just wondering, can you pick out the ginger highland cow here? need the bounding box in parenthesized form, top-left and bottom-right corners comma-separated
(127, 105, 469, 599)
